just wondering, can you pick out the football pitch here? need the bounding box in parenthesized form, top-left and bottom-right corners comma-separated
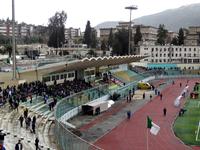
(173, 84, 200, 146)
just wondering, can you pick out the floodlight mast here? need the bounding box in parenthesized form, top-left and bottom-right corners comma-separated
(12, 0, 17, 80)
(125, 5, 138, 55)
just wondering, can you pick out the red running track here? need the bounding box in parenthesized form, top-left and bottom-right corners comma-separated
(95, 79, 197, 150)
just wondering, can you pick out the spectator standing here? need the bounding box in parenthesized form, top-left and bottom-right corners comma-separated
(15, 140, 23, 150)
(19, 115, 24, 127)
(35, 137, 39, 150)
(160, 93, 163, 100)
(127, 110, 131, 119)
(163, 108, 167, 116)
(143, 93, 145, 99)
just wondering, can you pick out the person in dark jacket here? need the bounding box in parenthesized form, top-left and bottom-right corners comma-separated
(15, 140, 23, 150)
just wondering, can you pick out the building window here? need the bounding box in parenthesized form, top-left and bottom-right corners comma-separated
(179, 54, 181, 57)
(164, 48, 166, 51)
(68, 72, 75, 78)
(176, 48, 178, 51)
(159, 59, 162, 62)
(160, 54, 162, 57)
(179, 48, 182, 52)
(189, 48, 191, 51)
(175, 54, 178, 57)
(56, 75, 59, 80)
(151, 48, 154, 52)
(43, 76, 50, 82)
(64, 74, 67, 79)
(184, 48, 186, 51)
(164, 54, 166, 57)
(184, 54, 186, 57)
(52, 75, 56, 81)
(156, 54, 158, 57)
(151, 59, 154, 62)
(194, 48, 196, 51)
(61, 74, 64, 79)
(194, 54, 196, 57)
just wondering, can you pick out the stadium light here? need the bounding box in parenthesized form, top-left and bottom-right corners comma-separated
(12, 0, 17, 80)
(125, 5, 138, 55)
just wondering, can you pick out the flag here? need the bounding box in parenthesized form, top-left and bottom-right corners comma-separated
(147, 116, 160, 135)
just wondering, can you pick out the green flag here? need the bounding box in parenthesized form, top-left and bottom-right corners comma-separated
(147, 116, 152, 128)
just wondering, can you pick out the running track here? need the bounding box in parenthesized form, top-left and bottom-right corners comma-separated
(95, 79, 198, 150)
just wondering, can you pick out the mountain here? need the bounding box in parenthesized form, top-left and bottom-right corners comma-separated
(95, 21, 119, 29)
(95, 3, 200, 32)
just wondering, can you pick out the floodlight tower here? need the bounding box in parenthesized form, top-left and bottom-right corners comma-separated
(125, 5, 138, 55)
(12, 0, 17, 79)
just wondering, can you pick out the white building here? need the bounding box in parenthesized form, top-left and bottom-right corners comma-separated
(139, 45, 200, 64)
(65, 27, 81, 41)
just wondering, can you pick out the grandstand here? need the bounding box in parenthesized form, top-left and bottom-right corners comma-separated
(1, 54, 200, 150)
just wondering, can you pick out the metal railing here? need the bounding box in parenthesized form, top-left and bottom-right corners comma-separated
(54, 84, 108, 150)
(54, 71, 200, 150)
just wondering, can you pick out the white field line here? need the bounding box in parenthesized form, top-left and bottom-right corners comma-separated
(198, 101, 200, 108)
(196, 121, 200, 141)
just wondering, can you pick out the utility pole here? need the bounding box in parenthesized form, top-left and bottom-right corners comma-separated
(12, 0, 17, 79)
(125, 5, 138, 55)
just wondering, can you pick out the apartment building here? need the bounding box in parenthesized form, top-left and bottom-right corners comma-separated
(184, 26, 200, 46)
(132, 25, 158, 46)
(65, 28, 81, 40)
(99, 28, 116, 41)
(0, 20, 18, 36)
(140, 45, 200, 64)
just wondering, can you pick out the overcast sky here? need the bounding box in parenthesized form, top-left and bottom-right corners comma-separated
(0, 0, 200, 31)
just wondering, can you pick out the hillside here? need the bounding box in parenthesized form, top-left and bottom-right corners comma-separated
(95, 3, 200, 31)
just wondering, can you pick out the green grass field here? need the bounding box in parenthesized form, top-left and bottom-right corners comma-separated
(173, 84, 200, 146)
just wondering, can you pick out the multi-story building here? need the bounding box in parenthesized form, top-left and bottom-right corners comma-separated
(0, 20, 18, 37)
(99, 28, 116, 42)
(0, 19, 48, 43)
(166, 31, 178, 44)
(132, 25, 158, 46)
(116, 22, 129, 30)
(139, 45, 200, 64)
(65, 27, 81, 41)
(99, 23, 158, 46)
(184, 26, 200, 46)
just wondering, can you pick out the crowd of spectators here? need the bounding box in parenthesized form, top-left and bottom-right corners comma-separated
(131, 66, 166, 76)
(0, 78, 92, 109)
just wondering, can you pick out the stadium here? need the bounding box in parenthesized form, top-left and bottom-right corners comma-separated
(0, 54, 200, 150)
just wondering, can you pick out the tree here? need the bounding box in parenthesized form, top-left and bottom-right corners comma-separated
(178, 28, 184, 45)
(112, 29, 129, 55)
(83, 21, 92, 48)
(108, 28, 113, 49)
(134, 25, 142, 45)
(48, 11, 67, 48)
(91, 29, 97, 48)
(171, 37, 178, 45)
(87, 49, 97, 57)
(101, 40, 107, 51)
(4, 44, 12, 57)
(157, 24, 168, 45)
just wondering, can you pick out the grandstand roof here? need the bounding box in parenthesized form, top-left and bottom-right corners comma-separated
(38, 55, 145, 74)
(18, 55, 146, 79)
